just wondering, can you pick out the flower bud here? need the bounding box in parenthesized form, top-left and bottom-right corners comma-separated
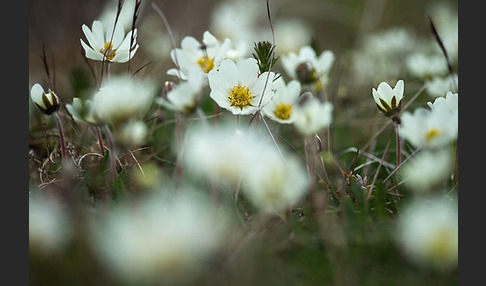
(30, 84, 60, 115)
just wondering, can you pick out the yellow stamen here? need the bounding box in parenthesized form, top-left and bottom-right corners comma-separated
(197, 55, 214, 73)
(274, 103, 292, 120)
(100, 42, 116, 61)
(425, 128, 443, 143)
(229, 85, 254, 110)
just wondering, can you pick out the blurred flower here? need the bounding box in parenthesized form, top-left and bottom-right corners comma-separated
(30, 83, 60, 115)
(81, 20, 138, 63)
(272, 18, 312, 55)
(29, 194, 72, 253)
(115, 120, 148, 147)
(406, 53, 448, 80)
(292, 92, 333, 136)
(400, 105, 457, 149)
(156, 70, 204, 114)
(91, 75, 155, 124)
(208, 58, 276, 115)
(372, 79, 404, 119)
(262, 78, 301, 124)
(425, 74, 458, 98)
(98, 0, 141, 32)
(281, 46, 334, 88)
(427, 91, 458, 118)
(90, 192, 229, 284)
(396, 196, 458, 271)
(184, 124, 279, 185)
(209, 0, 262, 60)
(243, 154, 309, 214)
(168, 31, 231, 81)
(426, 2, 458, 63)
(65, 97, 104, 125)
(402, 149, 453, 192)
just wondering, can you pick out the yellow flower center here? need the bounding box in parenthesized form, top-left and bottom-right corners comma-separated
(100, 42, 116, 61)
(229, 85, 254, 110)
(425, 128, 443, 143)
(274, 103, 292, 120)
(197, 55, 214, 73)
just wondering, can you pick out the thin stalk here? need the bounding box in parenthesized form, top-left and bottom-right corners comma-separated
(395, 121, 402, 173)
(96, 126, 105, 155)
(103, 125, 117, 182)
(54, 113, 67, 163)
(174, 112, 184, 188)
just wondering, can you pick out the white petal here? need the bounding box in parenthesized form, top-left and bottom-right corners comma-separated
(81, 39, 104, 61)
(91, 20, 105, 47)
(82, 24, 102, 50)
(237, 58, 259, 87)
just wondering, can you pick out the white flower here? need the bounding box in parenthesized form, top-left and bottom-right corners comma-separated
(156, 70, 204, 113)
(29, 194, 71, 253)
(115, 120, 148, 147)
(293, 92, 333, 136)
(65, 97, 104, 125)
(81, 20, 139, 63)
(208, 58, 276, 115)
(402, 149, 453, 192)
(406, 53, 448, 79)
(425, 74, 458, 98)
(243, 155, 309, 214)
(400, 106, 457, 149)
(91, 75, 155, 123)
(427, 91, 458, 117)
(30, 83, 60, 115)
(262, 78, 301, 124)
(396, 196, 458, 271)
(372, 80, 404, 117)
(272, 18, 312, 55)
(184, 124, 278, 185)
(89, 192, 229, 284)
(282, 46, 334, 86)
(168, 31, 231, 81)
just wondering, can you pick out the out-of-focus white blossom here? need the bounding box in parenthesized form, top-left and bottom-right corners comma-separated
(396, 196, 458, 271)
(293, 92, 333, 136)
(402, 149, 453, 192)
(425, 74, 458, 98)
(66, 98, 104, 125)
(115, 120, 148, 147)
(243, 154, 309, 214)
(272, 18, 312, 55)
(29, 194, 72, 253)
(91, 75, 155, 123)
(406, 53, 448, 80)
(427, 91, 458, 118)
(89, 192, 229, 284)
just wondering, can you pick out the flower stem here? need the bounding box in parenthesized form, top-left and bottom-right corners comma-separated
(103, 125, 117, 182)
(174, 112, 184, 188)
(54, 112, 67, 163)
(96, 126, 105, 155)
(395, 121, 402, 173)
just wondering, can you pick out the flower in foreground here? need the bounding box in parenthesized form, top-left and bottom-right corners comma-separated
(396, 196, 458, 271)
(281, 46, 334, 88)
(81, 20, 139, 63)
(168, 31, 231, 81)
(262, 78, 301, 124)
(30, 83, 60, 115)
(208, 58, 276, 115)
(292, 92, 333, 136)
(184, 124, 279, 185)
(89, 192, 229, 284)
(372, 79, 404, 119)
(91, 75, 155, 124)
(244, 155, 309, 214)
